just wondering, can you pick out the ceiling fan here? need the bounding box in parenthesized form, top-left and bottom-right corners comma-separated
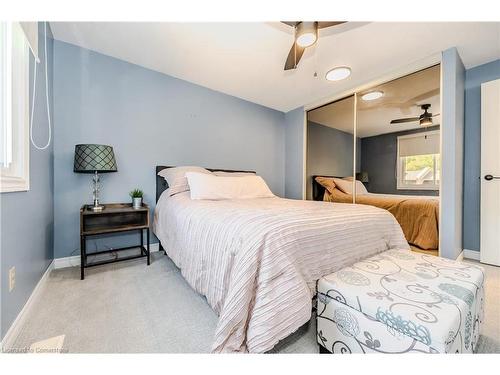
(390, 104, 440, 127)
(282, 21, 345, 70)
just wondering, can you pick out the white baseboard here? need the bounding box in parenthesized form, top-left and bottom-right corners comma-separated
(463, 249, 480, 261)
(1, 260, 54, 352)
(53, 242, 160, 269)
(53, 255, 80, 269)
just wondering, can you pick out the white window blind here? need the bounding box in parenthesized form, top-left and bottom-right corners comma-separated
(398, 131, 440, 157)
(0, 22, 12, 167)
(1, 22, 30, 192)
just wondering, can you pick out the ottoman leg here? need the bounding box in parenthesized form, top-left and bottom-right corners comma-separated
(319, 345, 331, 354)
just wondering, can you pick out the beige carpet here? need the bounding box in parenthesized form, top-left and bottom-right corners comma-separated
(8, 252, 500, 353)
(29, 335, 66, 354)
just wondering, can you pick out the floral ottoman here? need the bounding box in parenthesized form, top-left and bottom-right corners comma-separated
(317, 249, 485, 354)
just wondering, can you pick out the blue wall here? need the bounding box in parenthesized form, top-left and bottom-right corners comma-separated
(463, 59, 500, 252)
(284, 107, 305, 199)
(306, 121, 359, 200)
(52, 41, 285, 259)
(1, 23, 54, 339)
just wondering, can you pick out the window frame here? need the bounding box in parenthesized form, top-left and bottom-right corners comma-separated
(1, 22, 30, 193)
(396, 130, 440, 191)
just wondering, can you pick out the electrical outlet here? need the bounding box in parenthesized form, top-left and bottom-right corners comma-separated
(9, 266, 15, 292)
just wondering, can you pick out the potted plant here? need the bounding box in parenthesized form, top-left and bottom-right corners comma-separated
(129, 189, 144, 209)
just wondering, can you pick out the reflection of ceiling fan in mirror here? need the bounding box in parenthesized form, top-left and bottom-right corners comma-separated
(390, 104, 440, 127)
(282, 21, 346, 70)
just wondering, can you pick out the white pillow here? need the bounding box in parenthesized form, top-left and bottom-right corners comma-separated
(333, 178, 354, 194)
(355, 180, 368, 195)
(334, 178, 368, 195)
(186, 172, 274, 200)
(158, 166, 212, 196)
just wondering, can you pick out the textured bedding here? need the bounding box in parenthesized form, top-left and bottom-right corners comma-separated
(319, 182, 439, 251)
(153, 192, 408, 353)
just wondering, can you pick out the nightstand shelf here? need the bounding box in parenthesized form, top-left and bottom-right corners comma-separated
(80, 203, 150, 280)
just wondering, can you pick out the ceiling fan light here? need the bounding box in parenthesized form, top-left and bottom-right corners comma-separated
(325, 66, 351, 81)
(420, 117, 433, 126)
(296, 22, 317, 47)
(296, 33, 317, 47)
(361, 91, 384, 101)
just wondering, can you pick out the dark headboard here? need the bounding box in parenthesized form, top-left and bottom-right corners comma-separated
(312, 175, 343, 201)
(156, 166, 256, 202)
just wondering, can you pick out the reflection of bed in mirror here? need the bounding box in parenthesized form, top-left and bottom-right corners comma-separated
(313, 175, 439, 251)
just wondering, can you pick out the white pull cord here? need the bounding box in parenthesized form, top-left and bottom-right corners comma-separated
(29, 21, 51, 150)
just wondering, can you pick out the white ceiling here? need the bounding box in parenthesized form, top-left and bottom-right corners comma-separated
(49, 22, 500, 112)
(308, 65, 441, 138)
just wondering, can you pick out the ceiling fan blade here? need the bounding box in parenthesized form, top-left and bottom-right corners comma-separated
(317, 21, 346, 29)
(284, 42, 305, 70)
(431, 113, 440, 117)
(282, 21, 345, 29)
(390, 117, 420, 124)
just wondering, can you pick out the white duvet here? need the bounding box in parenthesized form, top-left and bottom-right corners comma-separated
(153, 192, 409, 353)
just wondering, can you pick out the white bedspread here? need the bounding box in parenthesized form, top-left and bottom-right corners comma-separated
(153, 192, 409, 353)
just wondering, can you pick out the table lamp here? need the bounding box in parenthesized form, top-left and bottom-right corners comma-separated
(356, 171, 369, 183)
(74, 144, 117, 211)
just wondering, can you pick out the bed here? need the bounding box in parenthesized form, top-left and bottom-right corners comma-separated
(153, 166, 409, 353)
(313, 175, 439, 251)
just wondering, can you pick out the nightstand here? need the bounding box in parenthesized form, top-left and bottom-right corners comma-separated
(80, 203, 150, 280)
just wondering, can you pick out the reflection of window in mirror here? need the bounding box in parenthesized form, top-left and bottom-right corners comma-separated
(397, 131, 440, 191)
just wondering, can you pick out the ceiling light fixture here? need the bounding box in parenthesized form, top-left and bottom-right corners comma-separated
(295, 22, 318, 48)
(325, 66, 351, 81)
(420, 117, 433, 127)
(361, 91, 384, 101)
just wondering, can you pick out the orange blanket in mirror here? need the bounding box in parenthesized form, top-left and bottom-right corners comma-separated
(318, 180, 439, 251)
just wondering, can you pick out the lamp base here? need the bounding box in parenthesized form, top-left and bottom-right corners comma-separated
(91, 172, 104, 211)
(91, 204, 104, 212)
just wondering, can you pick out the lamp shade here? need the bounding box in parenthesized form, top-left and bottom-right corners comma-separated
(74, 144, 117, 173)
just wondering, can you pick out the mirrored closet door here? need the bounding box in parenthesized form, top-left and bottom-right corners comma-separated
(355, 65, 440, 253)
(306, 64, 441, 255)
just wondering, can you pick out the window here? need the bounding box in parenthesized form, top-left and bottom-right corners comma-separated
(397, 130, 440, 190)
(1, 22, 30, 192)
